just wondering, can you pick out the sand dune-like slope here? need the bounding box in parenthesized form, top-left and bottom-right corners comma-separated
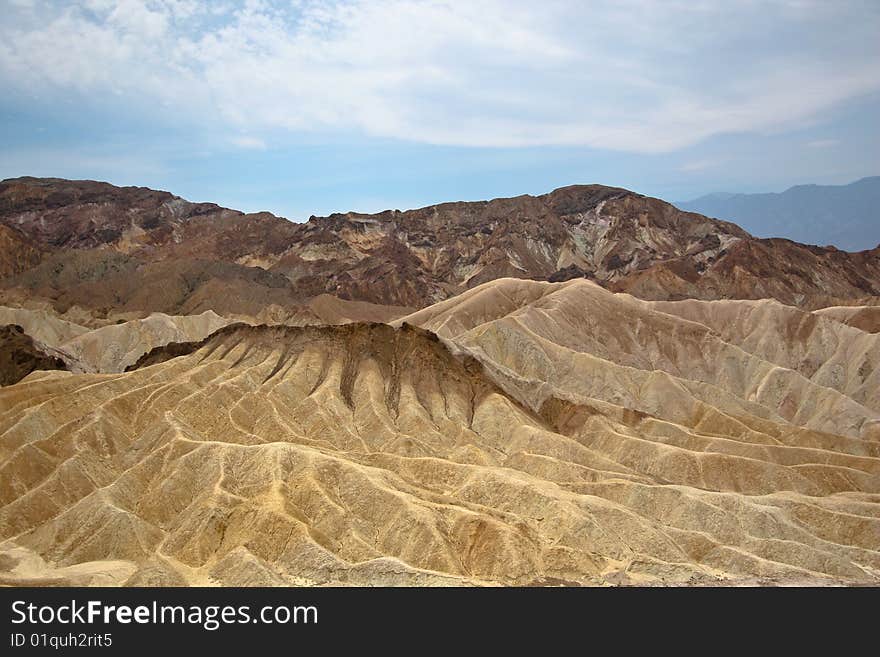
(399, 278, 880, 440)
(641, 298, 880, 415)
(59, 311, 233, 373)
(305, 295, 413, 325)
(814, 305, 880, 334)
(0, 306, 89, 347)
(1, 311, 878, 586)
(0, 296, 412, 376)
(0, 307, 234, 374)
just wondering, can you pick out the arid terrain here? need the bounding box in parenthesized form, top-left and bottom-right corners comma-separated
(0, 178, 878, 586)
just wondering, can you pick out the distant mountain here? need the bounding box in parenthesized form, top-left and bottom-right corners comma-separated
(678, 177, 880, 252)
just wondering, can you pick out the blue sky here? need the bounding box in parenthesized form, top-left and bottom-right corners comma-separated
(1, 0, 878, 220)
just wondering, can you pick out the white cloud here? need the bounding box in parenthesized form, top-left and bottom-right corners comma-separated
(1, 1, 878, 152)
(229, 135, 267, 150)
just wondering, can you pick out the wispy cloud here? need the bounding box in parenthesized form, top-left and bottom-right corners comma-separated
(230, 136, 267, 150)
(807, 139, 840, 148)
(0, 1, 878, 153)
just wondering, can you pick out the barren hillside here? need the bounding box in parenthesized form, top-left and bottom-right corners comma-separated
(1, 286, 878, 585)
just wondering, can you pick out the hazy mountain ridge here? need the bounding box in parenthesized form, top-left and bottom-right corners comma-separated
(679, 176, 880, 251)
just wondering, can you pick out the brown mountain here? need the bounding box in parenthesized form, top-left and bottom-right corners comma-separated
(0, 324, 67, 385)
(1, 176, 879, 314)
(0, 225, 43, 279)
(0, 176, 238, 250)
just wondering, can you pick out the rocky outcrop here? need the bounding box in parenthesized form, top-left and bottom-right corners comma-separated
(0, 225, 43, 279)
(0, 324, 67, 385)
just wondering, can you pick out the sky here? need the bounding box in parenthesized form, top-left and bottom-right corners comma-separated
(1, 0, 879, 221)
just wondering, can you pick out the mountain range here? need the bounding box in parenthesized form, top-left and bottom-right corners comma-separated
(1, 177, 879, 318)
(0, 177, 878, 587)
(679, 176, 880, 252)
